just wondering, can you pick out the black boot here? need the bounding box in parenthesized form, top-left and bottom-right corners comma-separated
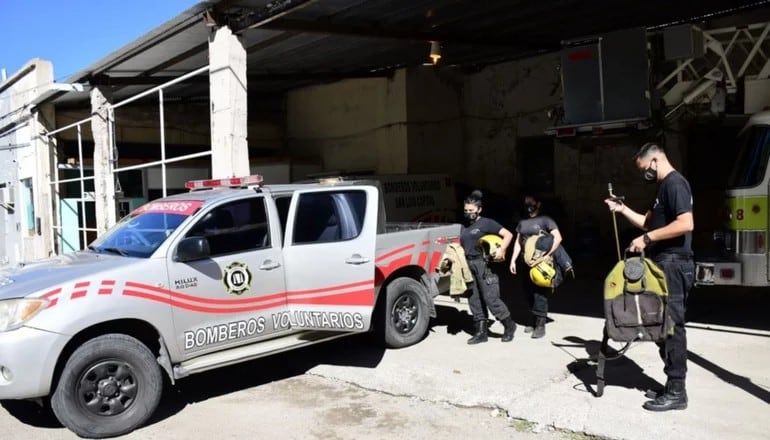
(644, 384, 665, 399)
(467, 320, 488, 345)
(531, 316, 546, 339)
(501, 316, 516, 342)
(643, 380, 688, 411)
(524, 316, 535, 333)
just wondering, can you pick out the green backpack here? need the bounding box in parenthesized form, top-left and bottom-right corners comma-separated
(596, 251, 672, 397)
(603, 251, 671, 343)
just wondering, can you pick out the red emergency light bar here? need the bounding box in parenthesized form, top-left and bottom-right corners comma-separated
(185, 175, 264, 190)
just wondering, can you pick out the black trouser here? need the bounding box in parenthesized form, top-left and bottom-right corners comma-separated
(654, 255, 695, 384)
(519, 257, 549, 318)
(467, 258, 511, 322)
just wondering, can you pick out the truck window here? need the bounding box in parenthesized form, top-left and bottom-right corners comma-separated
(275, 196, 291, 241)
(187, 198, 270, 256)
(728, 125, 770, 188)
(292, 191, 366, 244)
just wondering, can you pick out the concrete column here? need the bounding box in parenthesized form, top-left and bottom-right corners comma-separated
(209, 26, 249, 178)
(90, 87, 116, 234)
(33, 104, 56, 256)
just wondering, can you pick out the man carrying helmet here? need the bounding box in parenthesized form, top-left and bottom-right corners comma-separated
(510, 193, 568, 339)
(460, 190, 517, 344)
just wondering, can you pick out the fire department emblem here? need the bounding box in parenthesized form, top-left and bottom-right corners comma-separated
(223, 261, 252, 295)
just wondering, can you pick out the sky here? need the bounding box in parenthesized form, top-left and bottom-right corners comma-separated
(0, 0, 200, 82)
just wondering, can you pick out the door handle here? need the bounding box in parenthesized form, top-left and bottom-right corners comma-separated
(345, 254, 370, 265)
(259, 260, 281, 270)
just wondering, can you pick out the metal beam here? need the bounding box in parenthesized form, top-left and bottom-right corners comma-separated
(221, 0, 319, 34)
(88, 70, 394, 87)
(259, 17, 555, 50)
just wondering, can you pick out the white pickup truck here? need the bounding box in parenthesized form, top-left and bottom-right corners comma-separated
(0, 175, 460, 438)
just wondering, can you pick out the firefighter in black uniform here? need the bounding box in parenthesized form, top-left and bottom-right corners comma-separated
(460, 190, 517, 344)
(510, 194, 569, 339)
(604, 142, 695, 412)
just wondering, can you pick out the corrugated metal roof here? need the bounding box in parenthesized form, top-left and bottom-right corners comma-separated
(52, 0, 770, 106)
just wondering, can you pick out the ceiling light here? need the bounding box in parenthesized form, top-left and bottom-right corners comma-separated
(429, 41, 442, 65)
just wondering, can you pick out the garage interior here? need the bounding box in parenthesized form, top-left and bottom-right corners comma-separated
(29, 0, 770, 258)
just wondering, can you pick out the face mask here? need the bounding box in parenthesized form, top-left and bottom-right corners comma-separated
(464, 212, 479, 222)
(525, 204, 537, 214)
(642, 159, 657, 182)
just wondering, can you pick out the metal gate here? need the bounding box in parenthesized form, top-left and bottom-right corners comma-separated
(44, 65, 212, 254)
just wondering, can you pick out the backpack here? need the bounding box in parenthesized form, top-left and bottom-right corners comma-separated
(522, 232, 566, 289)
(522, 231, 549, 267)
(603, 251, 671, 342)
(595, 250, 672, 397)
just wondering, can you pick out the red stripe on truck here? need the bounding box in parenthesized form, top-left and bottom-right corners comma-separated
(286, 288, 374, 306)
(40, 288, 61, 299)
(123, 289, 289, 313)
(376, 244, 415, 262)
(429, 251, 443, 273)
(377, 255, 413, 279)
(417, 251, 428, 267)
(41, 288, 62, 308)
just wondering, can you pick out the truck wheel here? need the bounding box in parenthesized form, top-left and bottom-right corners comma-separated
(51, 334, 163, 438)
(378, 277, 430, 348)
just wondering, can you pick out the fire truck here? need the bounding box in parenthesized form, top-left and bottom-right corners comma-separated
(696, 111, 770, 286)
(0, 175, 461, 438)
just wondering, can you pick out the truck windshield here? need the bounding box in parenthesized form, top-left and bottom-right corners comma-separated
(727, 124, 770, 188)
(89, 200, 201, 258)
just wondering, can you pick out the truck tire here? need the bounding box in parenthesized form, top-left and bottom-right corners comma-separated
(377, 277, 430, 348)
(51, 334, 163, 438)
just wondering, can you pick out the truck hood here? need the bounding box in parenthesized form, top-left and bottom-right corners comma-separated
(0, 252, 140, 300)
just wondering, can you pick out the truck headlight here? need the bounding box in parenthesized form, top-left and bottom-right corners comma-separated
(0, 299, 48, 332)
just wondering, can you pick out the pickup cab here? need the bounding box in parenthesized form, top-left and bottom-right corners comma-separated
(0, 175, 460, 438)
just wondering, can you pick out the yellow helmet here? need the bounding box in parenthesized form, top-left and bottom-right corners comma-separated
(530, 259, 556, 287)
(478, 234, 505, 262)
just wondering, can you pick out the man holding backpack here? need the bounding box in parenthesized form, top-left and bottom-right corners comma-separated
(604, 142, 695, 412)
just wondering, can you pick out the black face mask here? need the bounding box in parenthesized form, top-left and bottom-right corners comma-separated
(643, 159, 657, 182)
(464, 212, 479, 222)
(525, 204, 537, 214)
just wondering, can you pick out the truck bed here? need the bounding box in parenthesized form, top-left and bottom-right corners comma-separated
(383, 222, 455, 233)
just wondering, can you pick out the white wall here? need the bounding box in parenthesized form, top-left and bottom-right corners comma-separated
(286, 71, 409, 174)
(0, 59, 56, 264)
(460, 54, 561, 195)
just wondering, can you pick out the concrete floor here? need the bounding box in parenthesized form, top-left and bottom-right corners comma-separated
(1, 256, 768, 439)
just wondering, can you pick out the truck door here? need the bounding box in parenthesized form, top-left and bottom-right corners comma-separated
(281, 186, 378, 332)
(167, 195, 287, 358)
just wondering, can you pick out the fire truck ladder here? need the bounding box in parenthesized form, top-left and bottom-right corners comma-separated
(658, 21, 770, 119)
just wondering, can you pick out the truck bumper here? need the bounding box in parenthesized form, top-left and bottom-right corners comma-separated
(695, 261, 742, 286)
(0, 326, 65, 399)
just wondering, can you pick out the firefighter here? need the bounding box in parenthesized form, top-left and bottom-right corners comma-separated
(604, 142, 694, 412)
(460, 190, 516, 344)
(510, 194, 568, 339)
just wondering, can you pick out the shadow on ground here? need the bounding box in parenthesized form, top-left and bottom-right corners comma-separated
(553, 335, 663, 398)
(2, 333, 386, 430)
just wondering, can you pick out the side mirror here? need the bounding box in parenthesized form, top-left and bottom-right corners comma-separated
(175, 236, 210, 262)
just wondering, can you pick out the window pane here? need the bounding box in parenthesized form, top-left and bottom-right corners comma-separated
(293, 190, 366, 244)
(187, 198, 269, 256)
(728, 125, 770, 188)
(22, 178, 35, 234)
